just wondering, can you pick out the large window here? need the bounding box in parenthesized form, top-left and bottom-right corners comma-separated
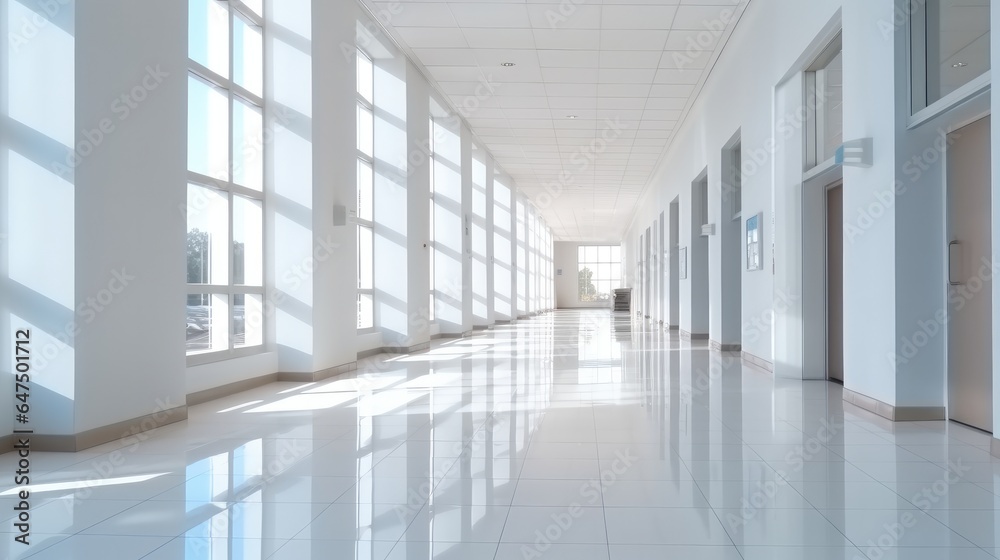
(357, 50, 375, 329)
(806, 35, 842, 167)
(428, 117, 436, 322)
(911, 0, 991, 113)
(187, 0, 265, 357)
(493, 179, 512, 317)
(578, 246, 621, 303)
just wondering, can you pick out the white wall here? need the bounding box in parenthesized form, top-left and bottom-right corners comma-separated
(624, 0, 994, 413)
(625, 0, 844, 362)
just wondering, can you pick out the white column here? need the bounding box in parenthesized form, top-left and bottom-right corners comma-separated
(73, 0, 187, 435)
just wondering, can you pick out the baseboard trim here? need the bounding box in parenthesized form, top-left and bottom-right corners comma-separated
(380, 342, 431, 355)
(277, 361, 357, 383)
(842, 388, 945, 422)
(741, 351, 774, 372)
(356, 347, 383, 360)
(0, 434, 16, 454)
(710, 340, 742, 352)
(188, 373, 279, 406)
(433, 330, 475, 340)
(30, 403, 188, 452)
(679, 330, 709, 340)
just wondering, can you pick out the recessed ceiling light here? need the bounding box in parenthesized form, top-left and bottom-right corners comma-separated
(953, 62, 968, 68)
(500, 62, 515, 67)
(566, 115, 579, 119)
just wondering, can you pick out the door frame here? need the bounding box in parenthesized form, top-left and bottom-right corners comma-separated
(825, 181, 844, 383)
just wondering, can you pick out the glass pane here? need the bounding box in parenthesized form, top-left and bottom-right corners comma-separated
(597, 281, 611, 300)
(428, 198, 435, 247)
(358, 225, 373, 290)
(578, 246, 586, 263)
(585, 246, 598, 263)
(234, 293, 264, 348)
(357, 104, 374, 158)
(611, 263, 621, 285)
(598, 246, 611, 263)
(579, 264, 595, 301)
(472, 186, 486, 217)
(820, 51, 843, 162)
(923, 0, 991, 108)
(358, 159, 373, 221)
(611, 245, 621, 262)
(187, 184, 229, 285)
(357, 52, 374, 105)
(188, 75, 230, 180)
(233, 16, 263, 97)
(233, 98, 264, 190)
(233, 195, 263, 286)
(358, 293, 374, 329)
(187, 293, 229, 354)
(189, 0, 229, 78)
(598, 263, 611, 281)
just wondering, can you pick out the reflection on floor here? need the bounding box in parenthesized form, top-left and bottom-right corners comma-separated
(2, 309, 1000, 559)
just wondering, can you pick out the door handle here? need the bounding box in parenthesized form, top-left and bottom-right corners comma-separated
(948, 241, 962, 286)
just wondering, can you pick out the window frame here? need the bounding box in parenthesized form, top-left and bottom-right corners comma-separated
(187, 0, 267, 364)
(577, 245, 621, 304)
(804, 33, 842, 171)
(909, 0, 992, 122)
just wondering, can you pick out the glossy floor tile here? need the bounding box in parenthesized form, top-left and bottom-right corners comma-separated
(3, 310, 1000, 558)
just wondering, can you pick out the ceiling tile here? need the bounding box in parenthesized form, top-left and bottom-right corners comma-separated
(449, 3, 531, 28)
(364, 0, 747, 241)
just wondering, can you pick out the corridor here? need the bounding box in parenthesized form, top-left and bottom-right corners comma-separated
(1, 310, 998, 559)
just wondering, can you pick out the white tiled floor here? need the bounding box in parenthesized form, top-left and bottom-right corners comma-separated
(3, 310, 1000, 558)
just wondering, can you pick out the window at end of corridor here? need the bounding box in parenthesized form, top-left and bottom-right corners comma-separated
(578, 246, 621, 303)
